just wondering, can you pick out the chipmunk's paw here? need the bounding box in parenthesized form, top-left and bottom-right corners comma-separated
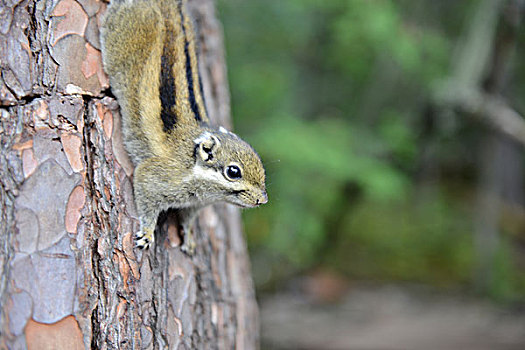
(135, 227, 154, 249)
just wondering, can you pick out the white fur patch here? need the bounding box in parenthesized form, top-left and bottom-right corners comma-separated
(193, 164, 224, 183)
(219, 126, 229, 134)
(194, 131, 212, 144)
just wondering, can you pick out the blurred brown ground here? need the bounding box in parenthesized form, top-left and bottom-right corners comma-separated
(260, 284, 525, 350)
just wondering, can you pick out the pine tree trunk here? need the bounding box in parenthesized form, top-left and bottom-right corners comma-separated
(0, 0, 259, 348)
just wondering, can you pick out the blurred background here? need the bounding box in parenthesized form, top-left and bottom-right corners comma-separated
(217, 0, 525, 349)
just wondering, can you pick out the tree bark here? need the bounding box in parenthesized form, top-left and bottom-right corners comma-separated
(0, 0, 259, 349)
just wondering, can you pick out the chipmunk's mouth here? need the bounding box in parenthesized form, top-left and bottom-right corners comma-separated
(226, 189, 267, 208)
(226, 197, 257, 208)
(228, 200, 256, 208)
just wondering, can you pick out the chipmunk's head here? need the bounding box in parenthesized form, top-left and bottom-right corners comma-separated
(192, 128, 267, 208)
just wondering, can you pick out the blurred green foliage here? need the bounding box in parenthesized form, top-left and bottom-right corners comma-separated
(217, 0, 525, 300)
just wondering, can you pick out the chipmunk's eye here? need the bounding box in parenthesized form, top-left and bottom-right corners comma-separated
(225, 164, 242, 180)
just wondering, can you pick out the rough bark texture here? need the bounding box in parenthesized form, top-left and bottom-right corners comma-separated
(0, 0, 259, 349)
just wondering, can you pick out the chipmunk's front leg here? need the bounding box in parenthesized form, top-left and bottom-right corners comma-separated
(133, 157, 171, 249)
(133, 189, 160, 249)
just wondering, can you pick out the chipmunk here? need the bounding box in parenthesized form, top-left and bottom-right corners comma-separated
(100, 0, 267, 253)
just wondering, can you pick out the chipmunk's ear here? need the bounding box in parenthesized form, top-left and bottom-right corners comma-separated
(194, 132, 221, 162)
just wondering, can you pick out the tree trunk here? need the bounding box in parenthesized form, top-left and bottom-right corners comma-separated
(0, 0, 259, 349)
(432, 0, 524, 292)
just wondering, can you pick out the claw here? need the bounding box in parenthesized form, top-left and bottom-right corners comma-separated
(135, 229, 154, 249)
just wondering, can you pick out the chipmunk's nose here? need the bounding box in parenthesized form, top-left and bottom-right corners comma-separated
(256, 191, 268, 205)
